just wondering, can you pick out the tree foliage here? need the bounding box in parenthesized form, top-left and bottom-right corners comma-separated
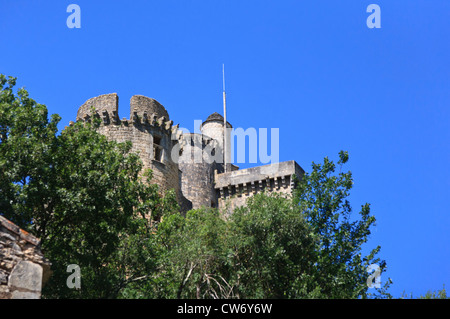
(123, 194, 315, 299)
(401, 285, 448, 299)
(229, 193, 316, 298)
(293, 150, 391, 298)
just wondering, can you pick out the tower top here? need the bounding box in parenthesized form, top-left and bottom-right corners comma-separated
(201, 112, 232, 128)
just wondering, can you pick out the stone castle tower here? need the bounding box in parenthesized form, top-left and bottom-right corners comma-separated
(75, 93, 304, 215)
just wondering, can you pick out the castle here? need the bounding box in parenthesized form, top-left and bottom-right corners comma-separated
(74, 93, 304, 215)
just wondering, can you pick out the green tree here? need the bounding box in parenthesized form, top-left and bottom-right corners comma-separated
(144, 193, 314, 299)
(293, 151, 391, 298)
(419, 286, 448, 299)
(401, 285, 448, 299)
(0, 75, 60, 227)
(137, 207, 232, 299)
(229, 192, 316, 298)
(0, 75, 178, 298)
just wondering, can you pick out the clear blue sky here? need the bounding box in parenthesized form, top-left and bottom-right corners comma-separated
(1, 0, 449, 298)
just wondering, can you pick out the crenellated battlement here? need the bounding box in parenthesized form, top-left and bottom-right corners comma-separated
(76, 93, 119, 121)
(74, 93, 186, 145)
(213, 160, 304, 215)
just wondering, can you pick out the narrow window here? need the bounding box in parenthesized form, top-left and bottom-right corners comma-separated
(153, 136, 163, 162)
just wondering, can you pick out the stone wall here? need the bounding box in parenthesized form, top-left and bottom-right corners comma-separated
(214, 160, 304, 216)
(0, 216, 51, 299)
(130, 95, 170, 121)
(76, 93, 119, 121)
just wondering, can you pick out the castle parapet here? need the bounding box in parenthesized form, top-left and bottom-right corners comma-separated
(77, 93, 119, 122)
(130, 95, 170, 121)
(214, 160, 304, 214)
(76, 94, 179, 136)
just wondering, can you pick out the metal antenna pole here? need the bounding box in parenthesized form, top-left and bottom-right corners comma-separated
(222, 64, 228, 172)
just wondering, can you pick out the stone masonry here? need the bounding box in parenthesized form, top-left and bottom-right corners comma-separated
(74, 94, 304, 214)
(215, 160, 304, 216)
(0, 216, 52, 299)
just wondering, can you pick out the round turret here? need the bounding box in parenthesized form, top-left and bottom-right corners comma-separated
(178, 133, 218, 209)
(200, 112, 232, 169)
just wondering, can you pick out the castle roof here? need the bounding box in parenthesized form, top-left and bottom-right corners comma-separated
(202, 112, 232, 127)
(206, 112, 223, 122)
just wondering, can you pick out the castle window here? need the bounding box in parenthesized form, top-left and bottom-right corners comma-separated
(153, 136, 163, 162)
